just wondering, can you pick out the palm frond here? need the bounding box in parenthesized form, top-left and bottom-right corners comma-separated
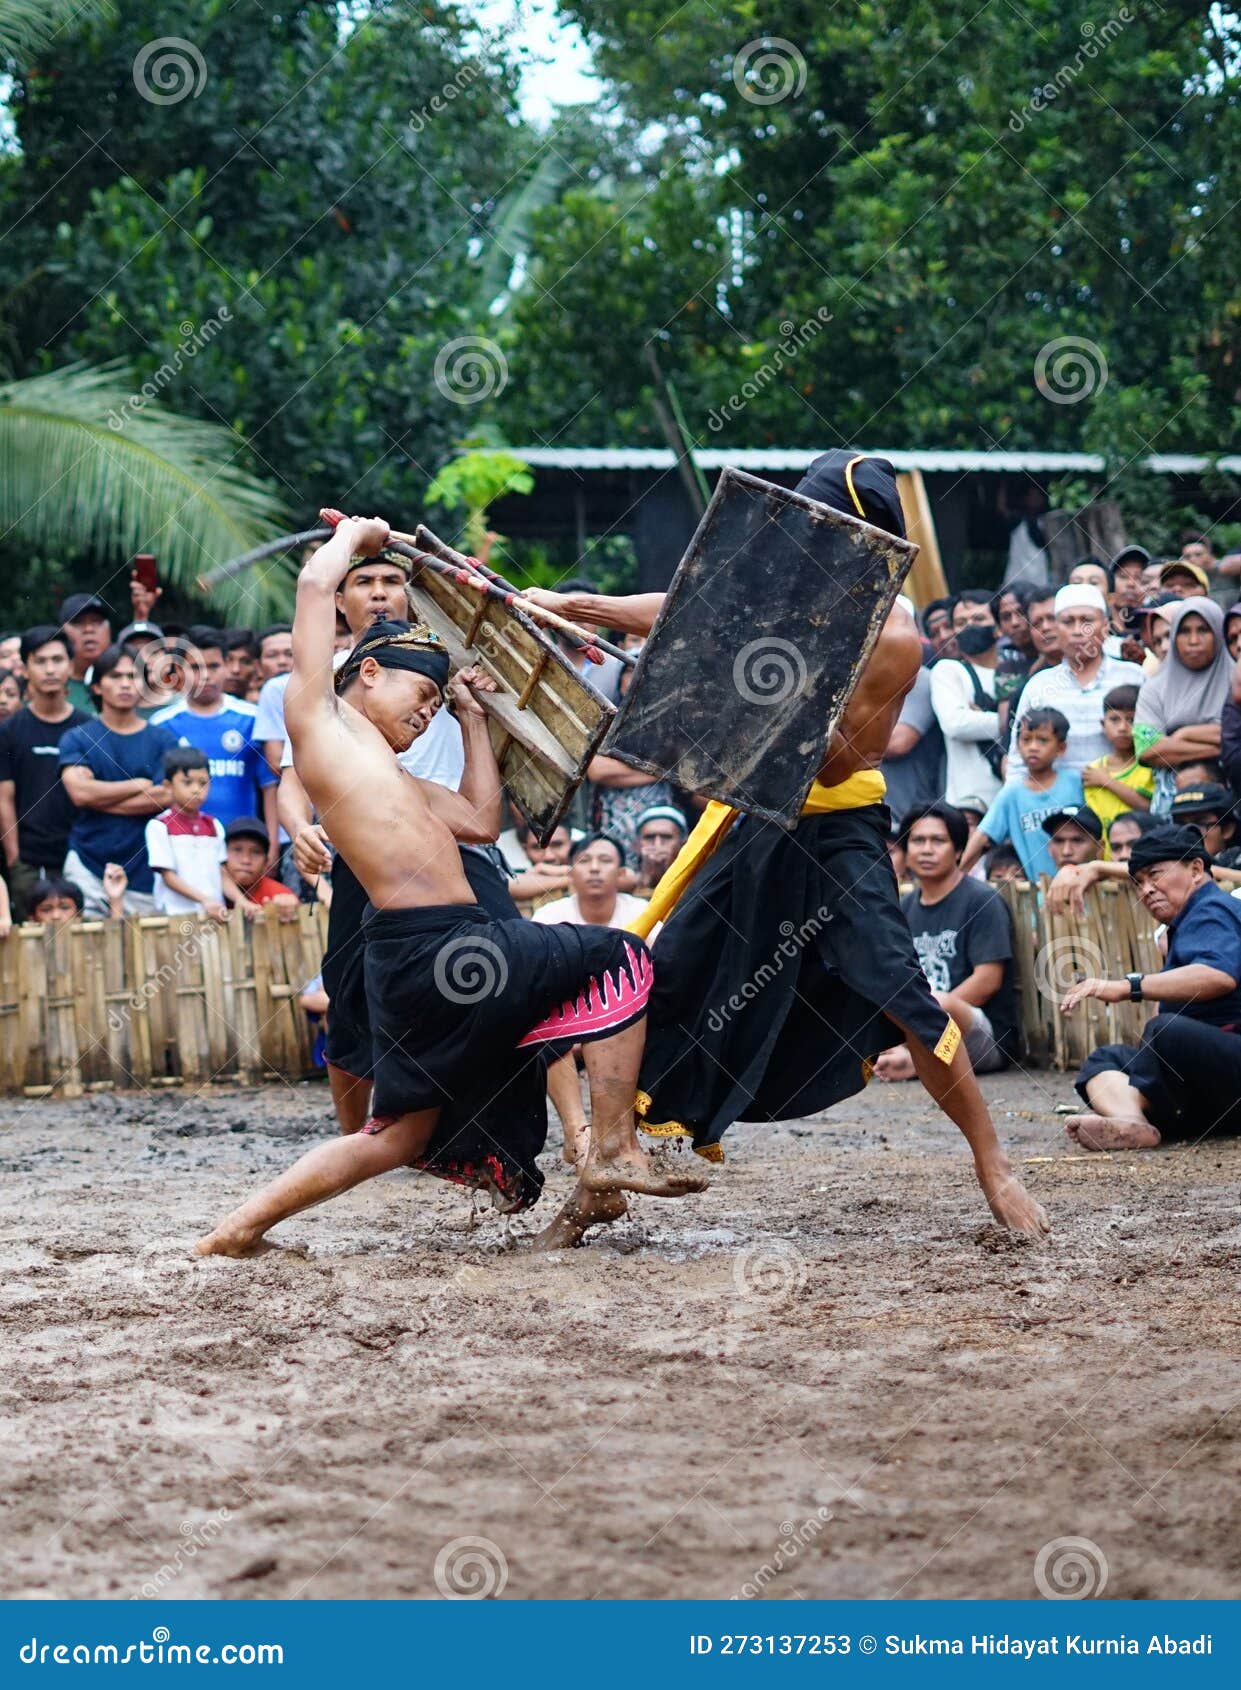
(0, 0, 113, 60)
(477, 151, 575, 316)
(0, 362, 295, 621)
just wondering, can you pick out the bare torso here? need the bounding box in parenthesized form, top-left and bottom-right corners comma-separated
(817, 615, 924, 784)
(291, 700, 474, 910)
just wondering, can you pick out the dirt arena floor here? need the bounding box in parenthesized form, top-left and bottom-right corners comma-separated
(1, 1068, 1238, 1602)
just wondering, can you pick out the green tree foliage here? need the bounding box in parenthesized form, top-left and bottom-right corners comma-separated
(0, 0, 540, 522)
(509, 0, 1241, 509)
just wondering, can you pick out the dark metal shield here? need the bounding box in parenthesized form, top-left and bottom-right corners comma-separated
(600, 467, 918, 826)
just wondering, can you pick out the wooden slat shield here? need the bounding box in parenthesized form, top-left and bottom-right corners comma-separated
(601, 467, 919, 826)
(405, 558, 614, 842)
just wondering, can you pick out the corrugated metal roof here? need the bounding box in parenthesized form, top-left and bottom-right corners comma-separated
(513, 446, 1241, 475)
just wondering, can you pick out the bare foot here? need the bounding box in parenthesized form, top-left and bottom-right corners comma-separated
(1065, 1114, 1161, 1152)
(976, 1155, 1051, 1237)
(874, 1048, 915, 1082)
(531, 1185, 627, 1251)
(193, 1218, 267, 1259)
(579, 1144, 708, 1198)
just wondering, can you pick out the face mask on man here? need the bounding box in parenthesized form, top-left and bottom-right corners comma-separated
(956, 624, 998, 657)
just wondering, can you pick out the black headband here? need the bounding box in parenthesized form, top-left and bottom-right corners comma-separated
(334, 618, 449, 694)
(1128, 824, 1213, 877)
(794, 449, 907, 540)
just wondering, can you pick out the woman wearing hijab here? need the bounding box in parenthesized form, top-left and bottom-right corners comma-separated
(1134, 597, 1233, 814)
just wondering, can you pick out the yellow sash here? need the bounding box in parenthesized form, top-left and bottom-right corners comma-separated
(623, 769, 886, 940)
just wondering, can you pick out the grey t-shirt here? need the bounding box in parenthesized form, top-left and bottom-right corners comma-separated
(901, 876, 1017, 1055)
(881, 665, 945, 826)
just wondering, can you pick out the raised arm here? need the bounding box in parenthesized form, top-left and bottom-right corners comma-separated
(414, 668, 503, 843)
(285, 512, 389, 739)
(520, 589, 664, 637)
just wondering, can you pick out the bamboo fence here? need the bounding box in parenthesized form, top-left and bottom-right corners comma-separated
(0, 906, 329, 1098)
(0, 884, 1163, 1097)
(1000, 879, 1164, 1070)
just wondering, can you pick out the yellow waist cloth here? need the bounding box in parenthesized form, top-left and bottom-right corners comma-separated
(623, 769, 886, 940)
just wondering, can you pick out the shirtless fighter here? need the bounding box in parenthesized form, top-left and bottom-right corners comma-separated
(196, 516, 704, 1257)
(526, 450, 1050, 1242)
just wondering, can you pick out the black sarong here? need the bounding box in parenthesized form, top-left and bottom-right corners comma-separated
(321, 845, 519, 1081)
(1076, 1013, 1241, 1141)
(362, 903, 652, 1209)
(639, 804, 954, 1156)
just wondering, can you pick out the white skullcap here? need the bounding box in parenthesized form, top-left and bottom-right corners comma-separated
(895, 594, 915, 618)
(1054, 584, 1108, 616)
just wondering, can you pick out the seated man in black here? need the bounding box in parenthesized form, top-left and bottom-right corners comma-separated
(1064, 825, 1241, 1149)
(875, 801, 1018, 1080)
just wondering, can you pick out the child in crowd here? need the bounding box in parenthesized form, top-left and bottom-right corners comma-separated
(223, 817, 300, 919)
(144, 748, 243, 921)
(1082, 684, 1153, 851)
(984, 844, 1023, 883)
(23, 867, 127, 925)
(958, 709, 1082, 881)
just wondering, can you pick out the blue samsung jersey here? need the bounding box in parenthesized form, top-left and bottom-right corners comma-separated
(151, 700, 272, 828)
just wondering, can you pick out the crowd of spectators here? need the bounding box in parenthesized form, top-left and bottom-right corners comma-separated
(875, 526, 1241, 1095)
(5, 523, 1241, 1125)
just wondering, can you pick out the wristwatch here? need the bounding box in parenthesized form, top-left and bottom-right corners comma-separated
(1125, 971, 1144, 1002)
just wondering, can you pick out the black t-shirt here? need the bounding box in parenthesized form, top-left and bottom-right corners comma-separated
(0, 705, 89, 867)
(901, 876, 1018, 1054)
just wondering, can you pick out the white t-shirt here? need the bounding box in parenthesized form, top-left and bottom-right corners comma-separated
(531, 891, 647, 928)
(253, 672, 291, 744)
(145, 808, 226, 914)
(928, 659, 1002, 809)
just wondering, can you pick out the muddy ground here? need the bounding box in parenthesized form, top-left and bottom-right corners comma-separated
(1, 1068, 1238, 1602)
